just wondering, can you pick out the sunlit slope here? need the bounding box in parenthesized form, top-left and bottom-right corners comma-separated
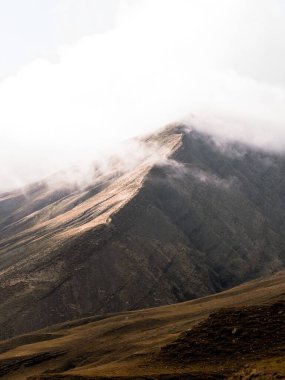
(0, 125, 285, 339)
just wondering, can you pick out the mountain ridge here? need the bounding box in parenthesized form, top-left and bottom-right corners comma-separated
(0, 125, 285, 339)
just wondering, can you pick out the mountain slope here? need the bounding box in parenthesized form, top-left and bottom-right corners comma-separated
(0, 125, 285, 338)
(0, 270, 284, 379)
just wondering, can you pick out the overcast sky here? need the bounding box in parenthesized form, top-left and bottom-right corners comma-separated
(1, 0, 285, 190)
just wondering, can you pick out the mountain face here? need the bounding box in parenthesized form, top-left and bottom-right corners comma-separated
(0, 125, 285, 338)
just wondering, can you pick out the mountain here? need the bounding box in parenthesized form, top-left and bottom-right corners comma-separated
(0, 125, 285, 339)
(0, 270, 284, 379)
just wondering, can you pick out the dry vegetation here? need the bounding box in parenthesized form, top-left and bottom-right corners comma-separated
(0, 270, 284, 379)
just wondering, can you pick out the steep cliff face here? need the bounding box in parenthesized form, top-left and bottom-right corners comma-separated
(0, 125, 285, 338)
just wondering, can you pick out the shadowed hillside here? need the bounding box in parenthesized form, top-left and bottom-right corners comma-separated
(0, 125, 285, 338)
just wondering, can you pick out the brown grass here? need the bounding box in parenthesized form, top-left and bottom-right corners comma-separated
(0, 271, 284, 379)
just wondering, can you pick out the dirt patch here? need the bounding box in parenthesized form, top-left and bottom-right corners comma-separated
(159, 301, 285, 363)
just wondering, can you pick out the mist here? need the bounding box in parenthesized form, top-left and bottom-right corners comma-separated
(1, 0, 285, 191)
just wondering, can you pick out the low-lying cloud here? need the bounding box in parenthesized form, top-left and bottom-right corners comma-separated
(1, 0, 285, 191)
(45, 138, 167, 191)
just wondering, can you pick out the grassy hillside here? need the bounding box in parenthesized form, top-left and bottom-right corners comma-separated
(0, 271, 284, 379)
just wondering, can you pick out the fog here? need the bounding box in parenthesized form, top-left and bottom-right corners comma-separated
(1, 0, 285, 190)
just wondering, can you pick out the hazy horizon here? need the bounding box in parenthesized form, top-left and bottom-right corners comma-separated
(1, 0, 285, 190)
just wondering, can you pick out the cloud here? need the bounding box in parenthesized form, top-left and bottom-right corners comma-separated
(45, 138, 168, 190)
(1, 0, 285, 190)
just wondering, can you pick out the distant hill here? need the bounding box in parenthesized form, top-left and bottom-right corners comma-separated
(0, 125, 285, 338)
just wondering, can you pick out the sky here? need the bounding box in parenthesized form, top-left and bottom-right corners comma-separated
(1, 0, 285, 190)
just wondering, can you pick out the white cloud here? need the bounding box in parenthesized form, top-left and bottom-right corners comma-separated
(53, 0, 118, 43)
(1, 0, 285, 190)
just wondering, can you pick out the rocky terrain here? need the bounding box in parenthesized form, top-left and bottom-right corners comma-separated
(0, 124, 285, 338)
